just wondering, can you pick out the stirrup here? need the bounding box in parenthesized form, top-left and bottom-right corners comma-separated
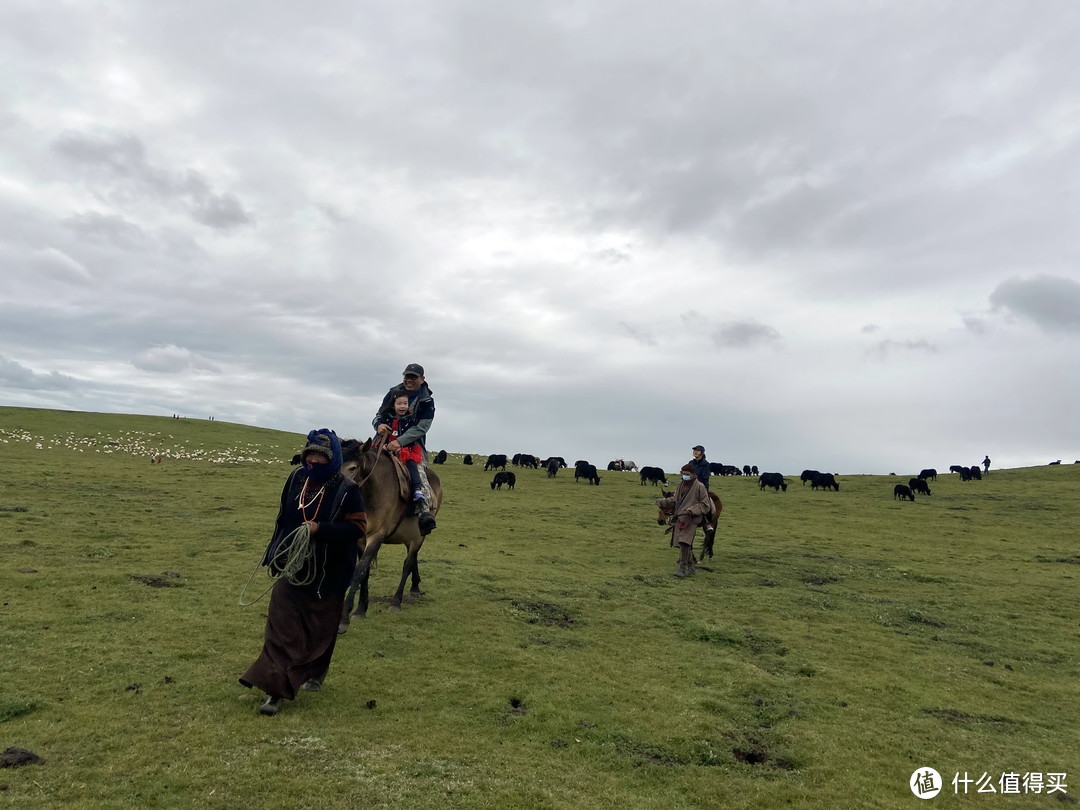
(418, 512, 437, 535)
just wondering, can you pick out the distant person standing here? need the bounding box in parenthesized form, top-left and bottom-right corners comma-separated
(688, 445, 711, 490)
(687, 445, 713, 530)
(983, 455, 991, 474)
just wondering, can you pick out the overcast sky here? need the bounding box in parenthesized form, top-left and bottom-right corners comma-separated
(2, 1, 1078, 475)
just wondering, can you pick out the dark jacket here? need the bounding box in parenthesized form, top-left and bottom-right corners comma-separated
(687, 457, 711, 489)
(262, 468, 367, 598)
(372, 382, 435, 456)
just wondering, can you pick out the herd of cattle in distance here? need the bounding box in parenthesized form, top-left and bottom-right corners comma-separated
(428, 450, 1075, 498)
(426, 450, 772, 490)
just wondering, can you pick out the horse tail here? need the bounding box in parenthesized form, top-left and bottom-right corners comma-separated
(701, 493, 722, 560)
(701, 527, 714, 560)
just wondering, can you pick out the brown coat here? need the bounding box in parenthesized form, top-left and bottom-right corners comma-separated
(657, 479, 711, 548)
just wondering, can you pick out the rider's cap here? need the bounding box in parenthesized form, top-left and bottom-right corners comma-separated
(692, 445, 705, 452)
(402, 363, 425, 377)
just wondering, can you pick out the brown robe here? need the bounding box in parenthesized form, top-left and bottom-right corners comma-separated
(240, 470, 366, 700)
(657, 478, 712, 548)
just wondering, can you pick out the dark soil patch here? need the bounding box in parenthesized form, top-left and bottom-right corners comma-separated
(733, 742, 769, 765)
(510, 599, 575, 627)
(1035, 555, 1080, 565)
(129, 573, 183, 588)
(800, 572, 841, 586)
(1, 748, 43, 768)
(921, 707, 1019, 725)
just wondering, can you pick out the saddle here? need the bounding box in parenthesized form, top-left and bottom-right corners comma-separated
(386, 453, 439, 514)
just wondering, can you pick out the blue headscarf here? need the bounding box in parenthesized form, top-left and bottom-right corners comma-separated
(299, 428, 342, 484)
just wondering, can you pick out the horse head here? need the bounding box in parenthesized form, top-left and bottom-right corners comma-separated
(656, 489, 675, 525)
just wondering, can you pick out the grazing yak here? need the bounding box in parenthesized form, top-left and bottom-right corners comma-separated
(893, 484, 915, 501)
(811, 472, 840, 491)
(517, 454, 539, 469)
(491, 471, 516, 490)
(545, 457, 560, 477)
(639, 466, 668, 486)
(949, 465, 965, 474)
(433, 449, 447, 464)
(758, 472, 788, 492)
(574, 462, 601, 485)
(708, 462, 726, 476)
(918, 468, 937, 481)
(800, 469, 820, 486)
(463, 454, 473, 465)
(484, 454, 508, 471)
(742, 464, 752, 476)
(969, 465, 982, 480)
(541, 457, 567, 469)
(909, 477, 931, 496)
(751, 465, 759, 476)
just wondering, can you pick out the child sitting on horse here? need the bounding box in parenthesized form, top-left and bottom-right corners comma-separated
(375, 392, 426, 502)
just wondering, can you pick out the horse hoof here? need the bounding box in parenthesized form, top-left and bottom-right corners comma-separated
(387, 604, 401, 612)
(337, 624, 349, 635)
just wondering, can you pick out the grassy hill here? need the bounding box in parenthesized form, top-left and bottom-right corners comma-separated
(0, 406, 1077, 808)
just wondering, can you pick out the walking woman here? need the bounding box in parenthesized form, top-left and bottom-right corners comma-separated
(240, 429, 366, 716)
(656, 463, 712, 577)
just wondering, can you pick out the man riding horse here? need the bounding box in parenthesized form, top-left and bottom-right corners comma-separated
(372, 363, 436, 535)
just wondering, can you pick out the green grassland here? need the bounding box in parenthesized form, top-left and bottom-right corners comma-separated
(0, 406, 1076, 808)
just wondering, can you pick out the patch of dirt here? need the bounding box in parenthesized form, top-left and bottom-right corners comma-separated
(129, 572, 183, 588)
(800, 572, 841, 586)
(510, 599, 575, 627)
(921, 707, 1019, 725)
(1, 748, 43, 768)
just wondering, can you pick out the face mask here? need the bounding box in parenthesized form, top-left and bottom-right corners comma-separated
(681, 474, 693, 481)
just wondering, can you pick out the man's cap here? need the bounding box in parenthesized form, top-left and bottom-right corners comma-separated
(402, 363, 425, 377)
(692, 445, 705, 452)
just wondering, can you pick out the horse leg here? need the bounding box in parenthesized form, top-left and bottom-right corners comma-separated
(409, 552, 422, 596)
(390, 548, 419, 613)
(342, 538, 382, 628)
(339, 561, 362, 634)
(352, 552, 375, 619)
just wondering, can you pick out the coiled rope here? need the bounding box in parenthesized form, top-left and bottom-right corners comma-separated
(238, 523, 318, 606)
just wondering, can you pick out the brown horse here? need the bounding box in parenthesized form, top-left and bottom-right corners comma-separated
(337, 438, 442, 633)
(656, 489, 722, 559)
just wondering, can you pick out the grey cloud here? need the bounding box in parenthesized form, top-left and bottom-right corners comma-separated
(963, 316, 988, 335)
(618, 321, 657, 347)
(132, 345, 221, 374)
(861, 324, 880, 334)
(63, 212, 150, 250)
(711, 320, 782, 349)
(52, 130, 253, 230)
(30, 248, 92, 283)
(989, 275, 1080, 334)
(0, 356, 79, 390)
(869, 339, 939, 358)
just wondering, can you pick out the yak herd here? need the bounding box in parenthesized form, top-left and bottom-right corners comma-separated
(429, 451, 1019, 503)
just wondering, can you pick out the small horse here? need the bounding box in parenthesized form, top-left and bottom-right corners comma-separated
(655, 489, 722, 559)
(337, 438, 442, 632)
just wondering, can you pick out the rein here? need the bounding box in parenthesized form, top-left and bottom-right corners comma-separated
(351, 433, 388, 490)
